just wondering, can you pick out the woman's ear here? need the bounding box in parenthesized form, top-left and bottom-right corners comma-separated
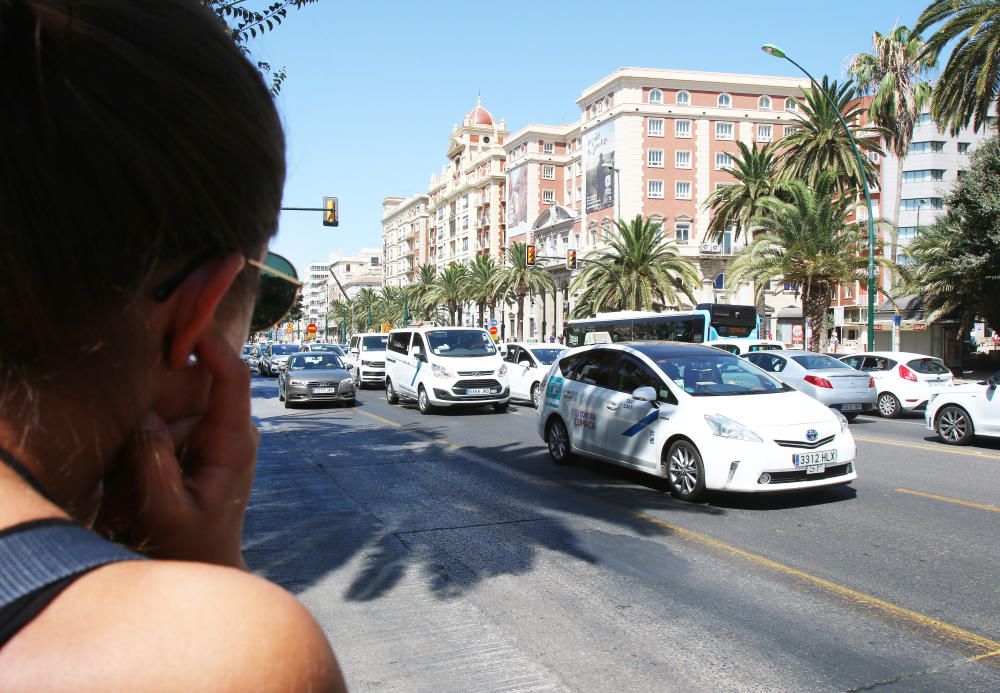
(164, 254, 246, 370)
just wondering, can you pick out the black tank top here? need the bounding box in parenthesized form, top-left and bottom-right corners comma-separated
(0, 450, 141, 648)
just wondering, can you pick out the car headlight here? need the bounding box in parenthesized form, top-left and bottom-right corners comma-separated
(831, 407, 849, 433)
(289, 379, 308, 386)
(704, 414, 763, 443)
(498, 364, 508, 377)
(431, 363, 453, 379)
(340, 377, 354, 386)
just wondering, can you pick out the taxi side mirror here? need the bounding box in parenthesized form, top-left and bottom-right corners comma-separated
(632, 386, 658, 402)
(410, 346, 424, 360)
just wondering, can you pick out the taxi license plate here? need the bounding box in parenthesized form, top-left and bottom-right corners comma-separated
(312, 387, 337, 394)
(794, 450, 837, 468)
(840, 403, 862, 411)
(467, 388, 492, 395)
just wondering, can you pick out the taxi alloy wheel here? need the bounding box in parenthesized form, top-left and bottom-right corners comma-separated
(877, 392, 901, 418)
(530, 383, 541, 409)
(546, 417, 573, 464)
(386, 379, 399, 405)
(665, 440, 706, 502)
(417, 386, 434, 415)
(936, 405, 974, 445)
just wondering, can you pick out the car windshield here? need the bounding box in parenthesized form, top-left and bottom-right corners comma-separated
(290, 354, 343, 370)
(907, 357, 950, 375)
(652, 353, 787, 396)
(271, 344, 298, 355)
(310, 344, 344, 354)
(426, 330, 497, 357)
(791, 354, 851, 370)
(529, 348, 565, 365)
(362, 336, 388, 351)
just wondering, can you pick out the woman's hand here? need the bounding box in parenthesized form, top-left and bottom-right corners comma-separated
(96, 331, 257, 569)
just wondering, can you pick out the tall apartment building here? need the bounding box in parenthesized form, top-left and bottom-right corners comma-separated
(297, 249, 382, 341)
(382, 193, 430, 287)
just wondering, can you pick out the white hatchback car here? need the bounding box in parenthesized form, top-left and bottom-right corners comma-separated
(503, 342, 567, 407)
(925, 371, 1000, 445)
(537, 343, 857, 502)
(838, 351, 954, 417)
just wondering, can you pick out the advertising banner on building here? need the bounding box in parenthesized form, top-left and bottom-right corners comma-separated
(584, 121, 615, 214)
(507, 165, 528, 231)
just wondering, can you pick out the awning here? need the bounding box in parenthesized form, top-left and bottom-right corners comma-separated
(775, 306, 802, 320)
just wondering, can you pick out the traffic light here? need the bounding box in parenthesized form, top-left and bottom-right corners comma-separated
(566, 248, 577, 271)
(525, 244, 536, 267)
(323, 196, 339, 227)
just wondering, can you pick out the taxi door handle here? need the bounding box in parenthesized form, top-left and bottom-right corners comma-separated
(563, 393, 574, 400)
(606, 403, 619, 411)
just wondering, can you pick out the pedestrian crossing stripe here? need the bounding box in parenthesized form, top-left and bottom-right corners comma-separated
(622, 410, 659, 437)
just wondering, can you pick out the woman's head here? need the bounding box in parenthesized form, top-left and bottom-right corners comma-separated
(0, 0, 285, 381)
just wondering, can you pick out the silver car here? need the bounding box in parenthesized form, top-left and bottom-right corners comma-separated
(277, 352, 356, 408)
(742, 349, 875, 419)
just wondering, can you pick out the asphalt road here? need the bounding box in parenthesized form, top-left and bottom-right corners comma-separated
(245, 374, 1000, 692)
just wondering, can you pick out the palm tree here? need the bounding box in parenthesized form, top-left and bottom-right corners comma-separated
(377, 285, 408, 327)
(429, 263, 468, 325)
(727, 174, 890, 352)
(777, 75, 884, 193)
(352, 287, 380, 332)
(327, 298, 352, 342)
(848, 25, 935, 261)
(570, 215, 699, 317)
(407, 263, 439, 322)
(495, 242, 555, 340)
(916, 0, 1000, 134)
(703, 141, 788, 243)
(464, 254, 502, 328)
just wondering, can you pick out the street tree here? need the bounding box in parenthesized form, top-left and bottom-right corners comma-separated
(351, 287, 379, 332)
(327, 299, 352, 342)
(777, 76, 884, 194)
(377, 285, 409, 327)
(903, 136, 1000, 332)
(916, 0, 1000, 135)
(727, 174, 890, 352)
(570, 215, 698, 317)
(429, 263, 469, 326)
(704, 141, 788, 243)
(848, 25, 935, 261)
(494, 242, 555, 340)
(407, 264, 439, 323)
(464, 254, 503, 327)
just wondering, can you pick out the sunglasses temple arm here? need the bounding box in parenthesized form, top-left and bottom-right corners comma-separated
(247, 258, 302, 287)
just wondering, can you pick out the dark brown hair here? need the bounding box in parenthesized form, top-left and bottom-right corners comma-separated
(0, 0, 285, 374)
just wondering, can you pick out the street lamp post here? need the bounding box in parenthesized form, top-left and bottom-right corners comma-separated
(762, 43, 878, 351)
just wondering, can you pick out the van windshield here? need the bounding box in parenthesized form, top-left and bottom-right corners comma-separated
(426, 330, 497, 357)
(362, 336, 388, 351)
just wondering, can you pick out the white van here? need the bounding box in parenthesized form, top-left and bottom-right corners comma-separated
(384, 326, 510, 414)
(347, 332, 389, 388)
(706, 339, 786, 356)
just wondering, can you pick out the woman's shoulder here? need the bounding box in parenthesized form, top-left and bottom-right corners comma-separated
(0, 559, 344, 692)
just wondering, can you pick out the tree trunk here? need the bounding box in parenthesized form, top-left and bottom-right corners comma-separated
(517, 291, 527, 340)
(478, 302, 485, 328)
(890, 154, 905, 264)
(803, 284, 830, 353)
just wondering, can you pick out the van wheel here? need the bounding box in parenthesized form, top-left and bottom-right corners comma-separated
(665, 440, 706, 502)
(386, 378, 399, 405)
(417, 386, 434, 415)
(492, 400, 509, 413)
(877, 392, 901, 418)
(530, 383, 541, 408)
(545, 417, 574, 464)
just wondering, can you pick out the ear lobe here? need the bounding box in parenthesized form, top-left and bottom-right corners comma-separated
(165, 253, 246, 370)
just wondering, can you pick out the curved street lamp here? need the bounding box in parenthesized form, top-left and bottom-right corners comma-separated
(762, 43, 878, 350)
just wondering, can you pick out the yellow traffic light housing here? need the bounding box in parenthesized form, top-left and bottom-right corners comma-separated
(566, 248, 577, 270)
(323, 196, 339, 227)
(525, 244, 536, 267)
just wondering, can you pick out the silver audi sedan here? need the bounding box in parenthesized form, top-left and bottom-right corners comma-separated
(742, 349, 875, 419)
(277, 352, 356, 408)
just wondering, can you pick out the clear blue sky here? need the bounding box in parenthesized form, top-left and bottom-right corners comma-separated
(249, 0, 929, 275)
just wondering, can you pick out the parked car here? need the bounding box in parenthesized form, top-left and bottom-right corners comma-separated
(706, 339, 786, 355)
(742, 349, 875, 419)
(260, 343, 300, 376)
(384, 326, 509, 414)
(925, 371, 1000, 444)
(347, 333, 389, 388)
(838, 351, 953, 418)
(277, 352, 355, 408)
(245, 344, 263, 372)
(503, 342, 567, 407)
(536, 343, 856, 502)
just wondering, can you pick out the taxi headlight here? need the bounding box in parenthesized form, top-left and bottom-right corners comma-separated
(498, 364, 508, 377)
(431, 363, 454, 379)
(704, 414, 763, 443)
(831, 407, 849, 433)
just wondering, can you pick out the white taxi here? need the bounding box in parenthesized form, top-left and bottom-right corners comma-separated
(536, 342, 857, 502)
(503, 342, 567, 407)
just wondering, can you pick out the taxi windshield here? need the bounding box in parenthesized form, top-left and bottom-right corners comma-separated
(426, 330, 497, 357)
(654, 353, 787, 396)
(290, 354, 343, 370)
(530, 348, 565, 365)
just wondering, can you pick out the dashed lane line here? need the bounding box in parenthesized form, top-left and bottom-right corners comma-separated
(896, 488, 1000, 513)
(853, 434, 1000, 461)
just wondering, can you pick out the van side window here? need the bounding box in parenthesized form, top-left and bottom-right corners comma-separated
(388, 332, 411, 355)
